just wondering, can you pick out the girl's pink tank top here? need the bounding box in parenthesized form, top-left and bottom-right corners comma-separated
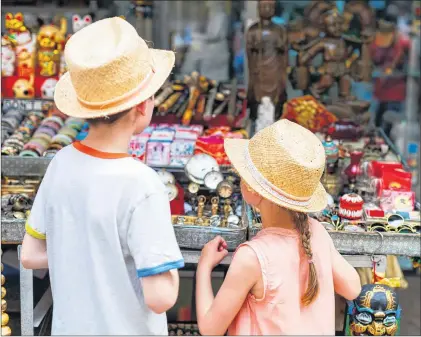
(228, 218, 336, 335)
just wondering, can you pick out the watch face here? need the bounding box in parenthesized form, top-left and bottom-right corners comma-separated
(188, 182, 200, 194)
(204, 171, 224, 190)
(165, 183, 178, 201)
(217, 180, 234, 198)
(185, 153, 220, 184)
(157, 169, 176, 185)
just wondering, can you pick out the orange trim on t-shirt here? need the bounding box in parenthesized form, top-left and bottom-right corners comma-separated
(73, 141, 131, 159)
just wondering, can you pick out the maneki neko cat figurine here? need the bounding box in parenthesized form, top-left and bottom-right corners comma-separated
(37, 18, 67, 77)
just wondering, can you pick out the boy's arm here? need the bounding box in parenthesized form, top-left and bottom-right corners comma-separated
(21, 167, 51, 270)
(330, 239, 361, 300)
(141, 269, 179, 314)
(21, 233, 48, 269)
(196, 245, 260, 336)
(127, 191, 184, 314)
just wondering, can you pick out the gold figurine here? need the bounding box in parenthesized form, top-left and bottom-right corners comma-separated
(211, 197, 219, 216)
(223, 199, 233, 220)
(197, 195, 206, 219)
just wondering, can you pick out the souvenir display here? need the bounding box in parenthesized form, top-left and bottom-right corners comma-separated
(168, 323, 200, 336)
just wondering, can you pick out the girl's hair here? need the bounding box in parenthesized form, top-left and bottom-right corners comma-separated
(289, 210, 319, 306)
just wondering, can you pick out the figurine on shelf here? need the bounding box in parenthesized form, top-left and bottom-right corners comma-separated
(297, 8, 355, 100)
(255, 96, 275, 133)
(322, 135, 339, 173)
(72, 14, 92, 34)
(37, 18, 67, 77)
(1, 38, 15, 77)
(246, 0, 288, 121)
(346, 284, 401, 336)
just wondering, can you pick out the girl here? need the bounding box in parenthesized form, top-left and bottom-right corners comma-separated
(196, 120, 361, 335)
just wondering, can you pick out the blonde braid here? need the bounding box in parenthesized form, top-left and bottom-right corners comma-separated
(290, 211, 320, 306)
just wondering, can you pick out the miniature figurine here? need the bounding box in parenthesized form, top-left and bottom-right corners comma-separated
(255, 96, 275, 133)
(197, 195, 206, 219)
(1, 39, 15, 77)
(37, 18, 67, 77)
(211, 197, 219, 216)
(72, 14, 92, 33)
(246, 0, 288, 121)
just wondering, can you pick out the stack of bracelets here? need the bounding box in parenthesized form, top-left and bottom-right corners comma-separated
(19, 116, 84, 158)
(1, 111, 45, 156)
(1, 109, 27, 145)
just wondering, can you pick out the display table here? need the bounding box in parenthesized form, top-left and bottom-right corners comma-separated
(2, 218, 419, 335)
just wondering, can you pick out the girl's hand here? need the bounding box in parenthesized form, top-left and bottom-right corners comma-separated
(199, 236, 228, 270)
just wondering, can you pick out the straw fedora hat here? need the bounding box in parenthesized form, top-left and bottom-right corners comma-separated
(225, 119, 327, 213)
(54, 17, 175, 119)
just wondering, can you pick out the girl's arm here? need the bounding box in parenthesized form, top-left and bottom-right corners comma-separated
(196, 237, 260, 336)
(330, 241, 361, 300)
(21, 233, 48, 269)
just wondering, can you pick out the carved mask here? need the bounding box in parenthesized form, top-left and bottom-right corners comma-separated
(346, 284, 401, 336)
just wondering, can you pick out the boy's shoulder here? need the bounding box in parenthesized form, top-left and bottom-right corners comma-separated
(50, 145, 165, 193)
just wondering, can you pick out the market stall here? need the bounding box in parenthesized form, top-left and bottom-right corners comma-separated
(1, 0, 421, 336)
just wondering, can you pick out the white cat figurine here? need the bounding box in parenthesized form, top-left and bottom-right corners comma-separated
(41, 78, 58, 99)
(1, 45, 16, 76)
(255, 96, 275, 133)
(72, 14, 92, 33)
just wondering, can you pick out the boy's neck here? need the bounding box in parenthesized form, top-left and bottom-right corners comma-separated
(82, 125, 133, 154)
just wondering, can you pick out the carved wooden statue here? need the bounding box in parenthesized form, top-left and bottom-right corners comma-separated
(297, 8, 355, 99)
(246, 0, 288, 121)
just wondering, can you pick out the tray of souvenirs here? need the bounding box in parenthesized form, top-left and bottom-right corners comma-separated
(151, 73, 247, 128)
(246, 203, 421, 257)
(159, 154, 246, 251)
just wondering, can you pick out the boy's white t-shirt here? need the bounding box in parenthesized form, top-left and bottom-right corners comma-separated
(26, 142, 184, 335)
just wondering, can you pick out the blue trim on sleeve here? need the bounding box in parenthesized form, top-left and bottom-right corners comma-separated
(137, 259, 185, 278)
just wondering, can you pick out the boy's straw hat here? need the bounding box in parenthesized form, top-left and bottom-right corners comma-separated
(225, 119, 328, 213)
(54, 17, 174, 119)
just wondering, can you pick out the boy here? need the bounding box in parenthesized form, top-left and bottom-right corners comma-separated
(20, 17, 184, 335)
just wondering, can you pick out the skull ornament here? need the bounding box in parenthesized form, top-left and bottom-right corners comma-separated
(346, 284, 401, 336)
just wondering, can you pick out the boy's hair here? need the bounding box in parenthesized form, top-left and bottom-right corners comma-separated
(288, 210, 319, 306)
(88, 108, 132, 127)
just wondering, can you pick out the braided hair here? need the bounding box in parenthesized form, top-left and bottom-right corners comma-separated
(289, 210, 319, 306)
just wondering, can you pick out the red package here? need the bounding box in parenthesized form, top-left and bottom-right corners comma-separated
(370, 161, 403, 178)
(195, 136, 230, 165)
(170, 183, 185, 215)
(382, 167, 412, 191)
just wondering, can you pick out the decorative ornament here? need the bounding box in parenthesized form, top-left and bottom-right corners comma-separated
(346, 284, 401, 336)
(339, 193, 364, 220)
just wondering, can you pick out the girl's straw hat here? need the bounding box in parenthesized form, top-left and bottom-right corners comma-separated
(225, 119, 328, 213)
(54, 17, 175, 119)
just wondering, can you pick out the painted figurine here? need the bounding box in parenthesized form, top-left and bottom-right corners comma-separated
(346, 284, 401, 336)
(246, 0, 288, 121)
(37, 18, 67, 77)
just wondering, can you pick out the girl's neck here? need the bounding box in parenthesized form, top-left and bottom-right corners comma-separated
(259, 203, 296, 230)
